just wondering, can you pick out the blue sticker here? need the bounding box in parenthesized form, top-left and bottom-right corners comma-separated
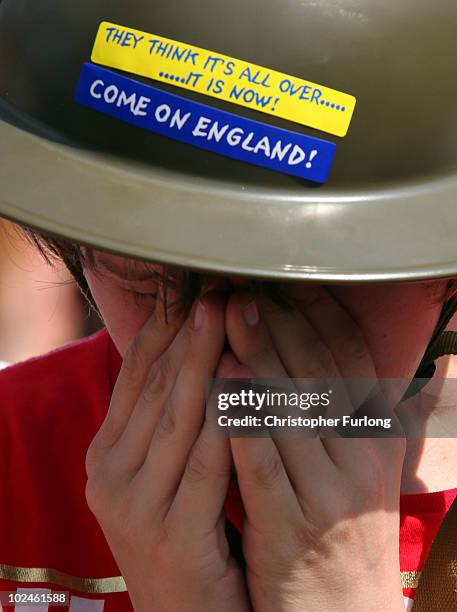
(75, 63, 336, 184)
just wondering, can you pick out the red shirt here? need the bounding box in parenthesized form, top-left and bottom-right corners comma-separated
(0, 330, 454, 610)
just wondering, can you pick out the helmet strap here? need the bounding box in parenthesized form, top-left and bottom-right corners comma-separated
(417, 293, 457, 370)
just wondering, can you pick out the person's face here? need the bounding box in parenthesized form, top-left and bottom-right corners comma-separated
(83, 250, 451, 379)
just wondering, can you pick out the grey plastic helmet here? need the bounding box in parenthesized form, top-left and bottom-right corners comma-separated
(0, 0, 456, 282)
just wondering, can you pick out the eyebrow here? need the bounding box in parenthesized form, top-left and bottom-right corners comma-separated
(96, 255, 161, 281)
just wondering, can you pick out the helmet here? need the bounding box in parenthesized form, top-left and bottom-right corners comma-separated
(0, 0, 456, 282)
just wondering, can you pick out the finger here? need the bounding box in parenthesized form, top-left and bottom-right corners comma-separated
(225, 290, 289, 379)
(88, 287, 185, 457)
(217, 339, 303, 531)
(287, 284, 377, 380)
(133, 291, 227, 514)
(287, 284, 379, 421)
(321, 408, 406, 475)
(225, 294, 371, 503)
(256, 294, 340, 379)
(287, 286, 401, 467)
(255, 291, 357, 430)
(225, 290, 334, 439)
(226, 290, 335, 503)
(215, 351, 252, 379)
(166, 398, 232, 537)
(106, 297, 207, 477)
(230, 435, 302, 535)
(113, 294, 223, 472)
(165, 351, 250, 536)
(213, 348, 303, 536)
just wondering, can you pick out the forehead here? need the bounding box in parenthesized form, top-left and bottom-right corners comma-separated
(93, 251, 166, 281)
(89, 250, 445, 304)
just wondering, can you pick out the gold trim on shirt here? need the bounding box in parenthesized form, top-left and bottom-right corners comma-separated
(0, 563, 127, 594)
(0, 563, 421, 593)
(401, 570, 420, 589)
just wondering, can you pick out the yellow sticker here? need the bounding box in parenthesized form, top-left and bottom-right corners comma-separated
(92, 22, 356, 137)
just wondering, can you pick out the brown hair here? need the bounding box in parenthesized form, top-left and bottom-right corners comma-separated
(22, 228, 288, 317)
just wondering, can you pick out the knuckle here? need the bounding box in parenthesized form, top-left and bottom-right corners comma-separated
(86, 476, 140, 541)
(292, 519, 324, 554)
(88, 415, 120, 456)
(122, 336, 149, 388)
(348, 334, 369, 363)
(326, 520, 354, 552)
(85, 469, 110, 518)
(155, 399, 178, 440)
(184, 439, 231, 485)
(141, 376, 165, 406)
(85, 427, 111, 478)
(337, 327, 368, 363)
(303, 339, 336, 376)
(85, 451, 133, 524)
(249, 451, 284, 490)
(85, 441, 99, 479)
(142, 358, 172, 405)
(184, 450, 209, 484)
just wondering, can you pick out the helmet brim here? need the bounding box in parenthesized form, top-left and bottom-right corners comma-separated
(2, 108, 457, 284)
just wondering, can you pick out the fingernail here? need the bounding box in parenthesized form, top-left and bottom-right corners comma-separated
(193, 300, 206, 330)
(243, 300, 259, 326)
